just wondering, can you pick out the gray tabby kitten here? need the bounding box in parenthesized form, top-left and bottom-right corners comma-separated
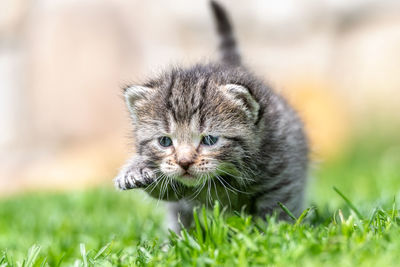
(114, 1, 308, 231)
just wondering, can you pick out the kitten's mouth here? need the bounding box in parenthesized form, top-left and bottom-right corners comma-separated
(181, 172, 193, 178)
(175, 171, 203, 186)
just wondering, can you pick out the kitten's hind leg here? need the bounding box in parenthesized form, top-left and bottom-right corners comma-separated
(166, 201, 194, 233)
(114, 155, 155, 190)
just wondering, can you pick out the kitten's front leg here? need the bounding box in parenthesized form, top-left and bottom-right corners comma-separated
(166, 201, 194, 233)
(114, 155, 155, 190)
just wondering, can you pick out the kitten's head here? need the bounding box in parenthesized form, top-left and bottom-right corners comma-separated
(125, 65, 264, 187)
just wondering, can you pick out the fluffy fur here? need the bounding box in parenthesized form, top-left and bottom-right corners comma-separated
(114, 1, 308, 232)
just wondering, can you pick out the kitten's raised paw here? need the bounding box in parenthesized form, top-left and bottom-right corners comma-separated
(114, 166, 155, 190)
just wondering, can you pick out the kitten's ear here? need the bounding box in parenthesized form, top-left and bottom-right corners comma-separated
(220, 84, 260, 122)
(124, 85, 153, 116)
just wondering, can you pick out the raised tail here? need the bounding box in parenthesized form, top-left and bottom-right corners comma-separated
(210, 1, 241, 66)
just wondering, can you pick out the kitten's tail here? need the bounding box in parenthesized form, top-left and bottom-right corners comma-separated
(210, 1, 241, 66)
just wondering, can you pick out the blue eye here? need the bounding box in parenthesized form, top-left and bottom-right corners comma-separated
(159, 136, 173, 147)
(201, 135, 219, 146)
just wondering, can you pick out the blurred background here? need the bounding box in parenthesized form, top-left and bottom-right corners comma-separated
(1, 0, 400, 197)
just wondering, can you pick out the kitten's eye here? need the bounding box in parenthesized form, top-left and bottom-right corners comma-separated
(159, 136, 173, 147)
(201, 135, 219, 146)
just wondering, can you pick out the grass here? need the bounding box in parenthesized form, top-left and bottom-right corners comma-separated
(1, 134, 400, 266)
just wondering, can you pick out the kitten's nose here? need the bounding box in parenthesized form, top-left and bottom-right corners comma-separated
(178, 158, 193, 171)
(176, 144, 195, 171)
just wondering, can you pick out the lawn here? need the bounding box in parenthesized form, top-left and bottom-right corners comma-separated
(1, 133, 400, 266)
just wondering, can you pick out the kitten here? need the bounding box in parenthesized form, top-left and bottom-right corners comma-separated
(114, 1, 308, 231)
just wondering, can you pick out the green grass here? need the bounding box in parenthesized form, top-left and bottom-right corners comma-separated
(1, 134, 400, 266)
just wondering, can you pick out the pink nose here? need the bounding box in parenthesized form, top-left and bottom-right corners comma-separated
(176, 144, 195, 171)
(178, 158, 193, 170)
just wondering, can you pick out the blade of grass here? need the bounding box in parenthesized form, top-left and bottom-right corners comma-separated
(94, 243, 111, 260)
(193, 208, 204, 244)
(277, 202, 296, 221)
(333, 187, 364, 220)
(80, 244, 88, 267)
(56, 253, 65, 267)
(367, 207, 379, 228)
(24, 245, 41, 267)
(391, 196, 397, 221)
(295, 207, 313, 227)
(0, 254, 7, 267)
(39, 257, 47, 267)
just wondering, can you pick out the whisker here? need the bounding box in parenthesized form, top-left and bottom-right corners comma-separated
(155, 178, 165, 206)
(215, 174, 238, 195)
(166, 177, 171, 200)
(169, 178, 179, 198)
(216, 166, 256, 188)
(187, 175, 207, 201)
(216, 167, 242, 180)
(214, 174, 231, 209)
(211, 177, 222, 205)
(207, 178, 213, 207)
(217, 174, 251, 195)
(146, 173, 165, 195)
